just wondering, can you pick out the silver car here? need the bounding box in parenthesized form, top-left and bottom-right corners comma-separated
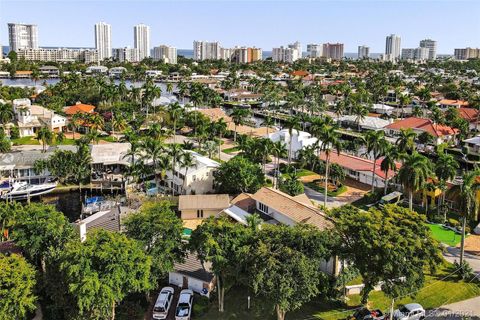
(393, 303, 425, 320)
(152, 287, 174, 320)
(175, 289, 194, 320)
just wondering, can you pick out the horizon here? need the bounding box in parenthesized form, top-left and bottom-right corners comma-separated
(1, 0, 479, 54)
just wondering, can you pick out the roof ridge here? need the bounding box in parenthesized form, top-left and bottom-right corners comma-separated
(263, 187, 329, 218)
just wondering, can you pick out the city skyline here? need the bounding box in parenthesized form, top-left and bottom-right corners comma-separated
(1, 0, 479, 54)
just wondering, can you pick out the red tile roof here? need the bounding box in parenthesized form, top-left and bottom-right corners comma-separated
(291, 70, 309, 77)
(438, 99, 469, 107)
(65, 103, 95, 115)
(319, 152, 401, 180)
(385, 117, 459, 137)
(458, 108, 479, 123)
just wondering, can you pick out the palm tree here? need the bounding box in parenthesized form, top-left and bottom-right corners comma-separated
(213, 119, 228, 159)
(35, 127, 53, 152)
(270, 141, 288, 189)
(351, 103, 368, 131)
(398, 93, 412, 119)
(395, 128, 417, 154)
(283, 116, 301, 164)
(138, 137, 165, 191)
(180, 152, 197, 194)
(202, 140, 218, 159)
(380, 143, 401, 195)
(397, 152, 432, 210)
(365, 130, 386, 192)
(458, 169, 480, 265)
(262, 116, 275, 136)
(168, 144, 184, 196)
(435, 153, 459, 220)
(0, 103, 14, 125)
(87, 113, 105, 132)
(231, 107, 251, 142)
(167, 102, 183, 144)
(317, 125, 342, 207)
(55, 131, 65, 145)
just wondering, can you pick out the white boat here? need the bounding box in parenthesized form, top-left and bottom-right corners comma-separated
(1, 181, 57, 200)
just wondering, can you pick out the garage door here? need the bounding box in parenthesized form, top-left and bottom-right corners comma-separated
(169, 272, 183, 287)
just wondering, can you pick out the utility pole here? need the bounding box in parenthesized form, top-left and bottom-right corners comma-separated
(389, 298, 395, 320)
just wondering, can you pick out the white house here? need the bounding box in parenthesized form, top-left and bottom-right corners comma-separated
(337, 115, 391, 131)
(13, 98, 66, 137)
(266, 129, 317, 159)
(372, 103, 395, 115)
(108, 66, 127, 78)
(165, 151, 219, 195)
(168, 252, 215, 297)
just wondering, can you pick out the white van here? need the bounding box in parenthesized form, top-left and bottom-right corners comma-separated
(152, 287, 174, 320)
(175, 289, 194, 320)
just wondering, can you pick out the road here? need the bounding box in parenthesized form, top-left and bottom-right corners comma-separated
(427, 295, 480, 319)
(303, 185, 346, 208)
(442, 246, 480, 274)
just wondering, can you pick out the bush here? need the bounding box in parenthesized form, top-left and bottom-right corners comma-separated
(447, 218, 459, 227)
(10, 126, 20, 139)
(193, 295, 210, 316)
(454, 260, 475, 281)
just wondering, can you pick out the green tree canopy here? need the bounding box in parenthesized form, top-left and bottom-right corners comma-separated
(331, 204, 442, 304)
(213, 156, 265, 194)
(0, 254, 37, 320)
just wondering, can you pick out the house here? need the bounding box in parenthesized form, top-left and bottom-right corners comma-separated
(384, 117, 459, 145)
(372, 103, 395, 115)
(89, 143, 131, 188)
(266, 129, 318, 159)
(64, 102, 96, 116)
(39, 65, 60, 77)
(109, 67, 127, 78)
(86, 66, 108, 74)
(178, 194, 230, 219)
(336, 115, 391, 131)
(438, 99, 469, 110)
(14, 71, 32, 78)
(463, 136, 480, 156)
(12, 98, 66, 137)
(319, 152, 401, 188)
(168, 252, 215, 297)
(165, 151, 219, 195)
(76, 206, 122, 242)
(458, 108, 479, 131)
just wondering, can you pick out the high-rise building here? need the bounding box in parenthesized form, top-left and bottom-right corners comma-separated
(307, 44, 323, 58)
(94, 22, 112, 61)
(289, 41, 302, 57)
(231, 47, 262, 63)
(16, 48, 99, 63)
(272, 46, 300, 63)
(193, 41, 221, 60)
(134, 24, 150, 60)
(112, 47, 140, 63)
(8, 23, 38, 52)
(323, 43, 344, 60)
(454, 48, 480, 60)
(385, 34, 401, 61)
(401, 47, 429, 61)
(152, 45, 177, 64)
(358, 45, 370, 59)
(419, 39, 437, 60)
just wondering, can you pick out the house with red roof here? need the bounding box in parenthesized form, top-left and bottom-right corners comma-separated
(319, 152, 401, 188)
(63, 102, 96, 117)
(384, 117, 459, 145)
(458, 107, 480, 131)
(437, 99, 469, 110)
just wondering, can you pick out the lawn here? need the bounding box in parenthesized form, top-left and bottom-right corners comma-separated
(199, 263, 480, 320)
(306, 182, 348, 197)
(281, 168, 317, 178)
(11, 136, 40, 145)
(222, 147, 240, 154)
(427, 223, 463, 246)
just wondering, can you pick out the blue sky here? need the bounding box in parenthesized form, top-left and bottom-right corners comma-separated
(1, 0, 479, 54)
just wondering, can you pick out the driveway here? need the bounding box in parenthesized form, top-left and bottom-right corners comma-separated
(427, 295, 480, 319)
(443, 246, 480, 274)
(303, 186, 346, 209)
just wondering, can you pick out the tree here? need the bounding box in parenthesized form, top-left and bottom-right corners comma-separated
(0, 102, 14, 124)
(242, 224, 332, 320)
(397, 152, 432, 210)
(365, 130, 386, 192)
(36, 126, 54, 152)
(179, 151, 197, 194)
(279, 169, 304, 196)
(230, 107, 251, 142)
(138, 137, 166, 191)
(283, 116, 301, 164)
(214, 156, 265, 194)
(60, 230, 152, 319)
(11, 203, 74, 272)
(395, 128, 417, 154)
(418, 131, 434, 151)
(380, 143, 401, 195)
(0, 254, 37, 320)
(190, 217, 249, 312)
(124, 201, 184, 282)
(317, 124, 342, 207)
(435, 153, 458, 219)
(331, 204, 441, 305)
(458, 169, 480, 265)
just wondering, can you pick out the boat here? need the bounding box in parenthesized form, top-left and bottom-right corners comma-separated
(0, 180, 57, 200)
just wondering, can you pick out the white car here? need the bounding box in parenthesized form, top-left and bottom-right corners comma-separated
(175, 289, 194, 320)
(393, 303, 425, 320)
(152, 287, 174, 320)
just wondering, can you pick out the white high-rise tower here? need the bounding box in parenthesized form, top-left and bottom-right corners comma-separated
(94, 22, 112, 61)
(8, 23, 38, 52)
(419, 39, 437, 60)
(134, 24, 150, 60)
(385, 34, 401, 61)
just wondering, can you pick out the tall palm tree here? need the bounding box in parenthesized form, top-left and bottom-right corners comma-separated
(365, 130, 386, 192)
(270, 141, 288, 189)
(138, 137, 165, 191)
(35, 127, 53, 152)
(397, 152, 432, 210)
(351, 103, 368, 131)
(180, 152, 197, 194)
(317, 125, 342, 207)
(380, 143, 401, 195)
(231, 107, 251, 142)
(395, 128, 417, 154)
(168, 144, 184, 196)
(458, 169, 480, 265)
(283, 116, 301, 164)
(398, 93, 411, 119)
(262, 116, 275, 136)
(213, 119, 228, 159)
(435, 153, 459, 220)
(167, 102, 183, 144)
(0, 103, 14, 125)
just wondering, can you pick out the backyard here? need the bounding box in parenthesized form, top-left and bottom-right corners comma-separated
(427, 223, 463, 247)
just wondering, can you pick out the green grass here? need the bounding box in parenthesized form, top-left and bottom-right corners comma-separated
(199, 263, 480, 320)
(100, 136, 117, 143)
(282, 169, 317, 178)
(306, 182, 348, 197)
(427, 223, 463, 246)
(222, 147, 240, 154)
(11, 136, 40, 145)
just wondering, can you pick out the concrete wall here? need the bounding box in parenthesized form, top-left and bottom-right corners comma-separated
(181, 209, 222, 220)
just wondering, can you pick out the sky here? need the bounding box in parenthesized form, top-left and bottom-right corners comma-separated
(1, 0, 479, 54)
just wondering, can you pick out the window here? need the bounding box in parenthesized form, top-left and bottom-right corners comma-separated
(197, 210, 204, 218)
(193, 175, 197, 181)
(258, 202, 269, 214)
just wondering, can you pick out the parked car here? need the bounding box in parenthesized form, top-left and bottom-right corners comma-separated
(393, 303, 425, 320)
(348, 308, 385, 320)
(175, 289, 194, 320)
(152, 287, 174, 320)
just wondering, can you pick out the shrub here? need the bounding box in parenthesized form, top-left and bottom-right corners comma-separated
(193, 295, 210, 316)
(447, 218, 459, 227)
